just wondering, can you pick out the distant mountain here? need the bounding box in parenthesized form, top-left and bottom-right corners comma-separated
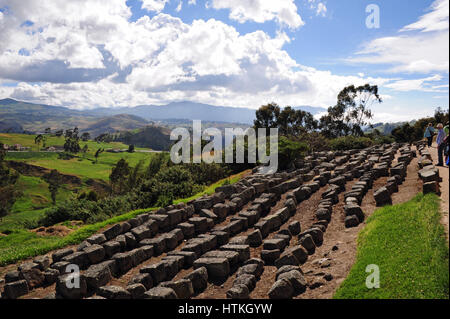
(0, 98, 97, 133)
(90, 101, 327, 124)
(365, 121, 410, 135)
(112, 126, 172, 151)
(83, 114, 150, 137)
(0, 98, 327, 135)
(0, 119, 24, 133)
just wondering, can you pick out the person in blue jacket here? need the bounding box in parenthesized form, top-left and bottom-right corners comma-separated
(436, 123, 447, 167)
(424, 123, 435, 147)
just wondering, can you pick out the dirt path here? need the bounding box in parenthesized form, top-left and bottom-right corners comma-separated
(429, 142, 449, 243)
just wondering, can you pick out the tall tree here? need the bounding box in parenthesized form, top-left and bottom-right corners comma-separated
(47, 169, 62, 205)
(94, 148, 104, 164)
(254, 103, 281, 129)
(110, 159, 130, 194)
(320, 84, 382, 138)
(254, 104, 318, 137)
(35, 134, 44, 151)
(0, 144, 20, 221)
(81, 132, 91, 142)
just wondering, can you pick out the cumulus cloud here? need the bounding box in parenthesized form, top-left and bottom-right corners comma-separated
(210, 0, 304, 29)
(0, 0, 392, 111)
(348, 0, 449, 74)
(140, 0, 170, 12)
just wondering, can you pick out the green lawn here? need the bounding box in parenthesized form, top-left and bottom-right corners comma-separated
(0, 133, 128, 151)
(0, 175, 74, 232)
(0, 208, 155, 266)
(334, 193, 449, 299)
(3, 134, 156, 181)
(8, 152, 154, 181)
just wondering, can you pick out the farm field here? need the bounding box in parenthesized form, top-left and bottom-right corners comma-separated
(0, 133, 158, 234)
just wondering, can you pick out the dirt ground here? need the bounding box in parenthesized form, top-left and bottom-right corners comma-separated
(429, 142, 449, 243)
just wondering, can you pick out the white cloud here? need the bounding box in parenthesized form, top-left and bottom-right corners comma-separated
(316, 3, 327, 17)
(308, 0, 327, 17)
(210, 0, 304, 29)
(141, 0, 170, 12)
(348, 0, 449, 74)
(384, 75, 446, 92)
(176, 1, 182, 12)
(0, 0, 393, 113)
(401, 0, 449, 32)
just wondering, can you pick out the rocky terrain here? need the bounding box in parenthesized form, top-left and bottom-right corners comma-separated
(0, 140, 442, 300)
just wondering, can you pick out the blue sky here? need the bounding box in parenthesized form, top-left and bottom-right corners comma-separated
(0, 0, 448, 122)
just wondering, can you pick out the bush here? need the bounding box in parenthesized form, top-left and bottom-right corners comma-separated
(38, 194, 137, 226)
(278, 136, 309, 170)
(329, 136, 373, 150)
(57, 152, 76, 160)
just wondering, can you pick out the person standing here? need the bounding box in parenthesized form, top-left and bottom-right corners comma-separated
(436, 123, 446, 166)
(444, 122, 449, 166)
(424, 123, 435, 147)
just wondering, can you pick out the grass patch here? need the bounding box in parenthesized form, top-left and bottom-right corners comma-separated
(334, 193, 449, 299)
(0, 175, 74, 232)
(6, 150, 155, 181)
(0, 208, 156, 266)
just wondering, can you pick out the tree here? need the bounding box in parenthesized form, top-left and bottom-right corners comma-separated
(127, 160, 144, 190)
(278, 136, 309, 170)
(47, 169, 62, 205)
(81, 132, 91, 142)
(254, 103, 281, 129)
(276, 107, 318, 136)
(128, 144, 135, 153)
(81, 144, 89, 157)
(146, 152, 167, 178)
(35, 134, 44, 151)
(64, 137, 81, 153)
(45, 127, 51, 135)
(320, 84, 382, 138)
(254, 104, 318, 137)
(94, 148, 104, 164)
(110, 159, 130, 194)
(73, 127, 79, 139)
(0, 144, 20, 221)
(55, 129, 64, 137)
(65, 129, 73, 138)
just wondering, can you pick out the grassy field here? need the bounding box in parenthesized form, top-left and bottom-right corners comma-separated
(2, 133, 155, 181)
(0, 175, 73, 232)
(334, 193, 449, 299)
(0, 133, 128, 150)
(0, 208, 156, 266)
(0, 133, 157, 230)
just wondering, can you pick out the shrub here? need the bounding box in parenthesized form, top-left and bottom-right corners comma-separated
(278, 136, 309, 170)
(329, 136, 373, 150)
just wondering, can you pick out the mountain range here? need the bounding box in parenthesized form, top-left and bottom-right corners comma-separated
(0, 98, 327, 135)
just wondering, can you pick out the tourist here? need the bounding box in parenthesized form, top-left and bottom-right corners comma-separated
(444, 122, 449, 166)
(424, 123, 435, 147)
(436, 123, 446, 167)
